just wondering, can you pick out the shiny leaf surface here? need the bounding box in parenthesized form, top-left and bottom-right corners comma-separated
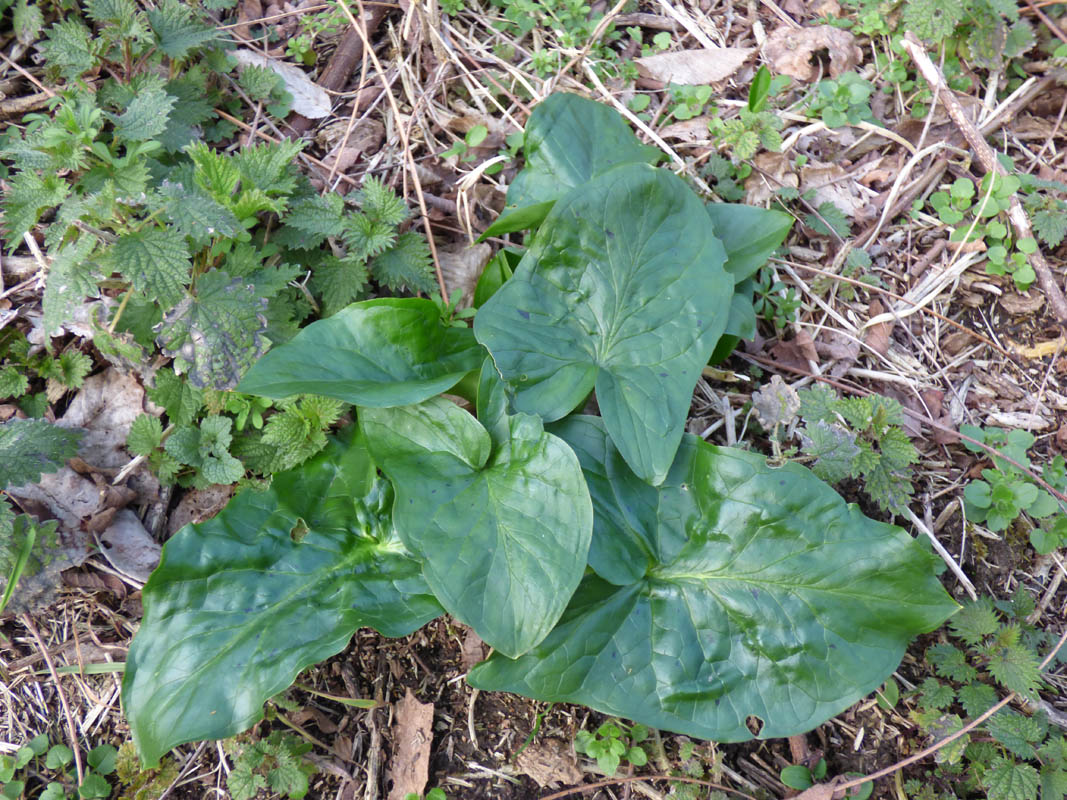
(469, 416, 958, 741)
(123, 432, 442, 766)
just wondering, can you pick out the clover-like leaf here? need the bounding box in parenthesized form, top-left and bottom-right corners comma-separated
(239, 298, 485, 407)
(481, 93, 662, 238)
(361, 397, 592, 658)
(122, 431, 442, 766)
(475, 163, 732, 485)
(469, 416, 958, 742)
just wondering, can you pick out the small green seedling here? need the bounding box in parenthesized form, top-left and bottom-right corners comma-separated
(441, 125, 489, 162)
(0, 735, 117, 800)
(573, 721, 649, 776)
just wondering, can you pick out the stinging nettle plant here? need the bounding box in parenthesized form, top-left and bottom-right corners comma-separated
(121, 93, 958, 765)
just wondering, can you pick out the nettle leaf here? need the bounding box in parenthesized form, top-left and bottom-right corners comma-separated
(42, 234, 100, 337)
(475, 163, 732, 485)
(705, 203, 793, 283)
(239, 298, 485, 406)
(111, 227, 191, 310)
(361, 398, 592, 657)
(469, 416, 958, 741)
(155, 270, 270, 390)
(108, 82, 177, 143)
(482, 93, 662, 237)
(123, 432, 442, 766)
(0, 418, 85, 488)
(155, 180, 242, 248)
(146, 0, 217, 59)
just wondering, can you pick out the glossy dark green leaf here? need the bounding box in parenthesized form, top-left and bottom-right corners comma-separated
(122, 431, 442, 766)
(475, 163, 732, 485)
(237, 298, 485, 406)
(481, 93, 662, 238)
(705, 203, 793, 283)
(710, 279, 758, 365)
(469, 416, 958, 741)
(473, 248, 520, 308)
(361, 398, 592, 658)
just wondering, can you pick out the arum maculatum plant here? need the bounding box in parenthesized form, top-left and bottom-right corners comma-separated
(122, 93, 958, 765)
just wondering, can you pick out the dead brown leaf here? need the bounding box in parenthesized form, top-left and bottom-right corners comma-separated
(865, 299, 892, 357)
(459, 625, 486, 672)
(167, 484, 235, 535)
(745, 151, 798, 205)
(815, 330, 860, 377)
(386, 690, 434, 800)
(999, 291, 1045, 316)
(437, 243, 492, 309)
(98, 509, 162, 582)
(762, 25, 862, 81)
(770, 331, 818, 374)
(635, 47, 754, 85)
(515, 739, 583, 789)
(800, 161, 871, 223)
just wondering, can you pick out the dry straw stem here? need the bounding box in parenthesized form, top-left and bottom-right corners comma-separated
(900, 32, 1067, 324)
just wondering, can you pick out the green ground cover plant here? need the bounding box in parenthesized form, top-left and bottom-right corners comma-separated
(119, 93, 958, 770)
(0, 734, 117, 800)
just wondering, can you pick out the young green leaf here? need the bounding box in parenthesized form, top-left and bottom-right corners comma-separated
(475, 164, 732, 485)
(111, 228, 191, 310)
(482, 93, 663, 238)
(469, 416, 959, 742)
(704, 204, 793, 283)
(361, 397, 593, 658)
(146, 0, 217, 59)
(238, 298, 485, 406)
(122, 432, 442, 767)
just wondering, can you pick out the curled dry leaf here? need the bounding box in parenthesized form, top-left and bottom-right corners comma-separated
(762, 25, 862, 81)
(167, 484, 235, 536)
(232, 49, 331, 119)
(744, 151, 798, 205)
(635, 47, 755, 85)
(752, 374, 800, 429)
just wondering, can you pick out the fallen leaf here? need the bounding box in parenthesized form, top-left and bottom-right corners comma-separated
(515, 739, 583, 789)
(985, 411, 1051, 431)
(459, 625, 486, 672)
(815, 331, 860, 377)
(387, 690, 434, 800)
(62, 368, 146, 469)
(167, 484, 235, 536)
(232, 49, 331, 119)
(98, 509, 161, 581)
(437, 243, 492, 309)
(635, 47, 754, 85)
(941, 330, 977, 356)
(762, 25, 862, 81)
(660, 116, 714, 142)
(770, 331, 818, 374)
(800, 161, 871, 222)
(999, 292, 1045, 316)
(744, 151, 798, 205)
(865, 298, 892, 357)
(1056, 423, 1067, 450)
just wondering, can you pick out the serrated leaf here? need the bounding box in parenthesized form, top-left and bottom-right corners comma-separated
(39, 20, 95, 81)
(468, 416, 958, 742)
(926, 643, 978, 683)
(126, 414, 164, 457)
(2, 170, 70, 244)
(155, 270, 270, 390)
(0, 419, 84, 488)
(985, 758, 1040, 800)
(369, 231, 435, 294)
(797, 384, 840, 425)
(958, 682, 997, 717)
(362, 398, 592, 658)
(86, 0, 149, 41)
(950, 597, 1001, 645)
(357, 176, 408, 226)
(282, 193, 345, 240)
(0, 367, 28, 399)
(112, 228, 191, 310)
(987, 709, 1046, 759)
(147, 0, 217, 59)
(798, 420, 860, 483)
(14, 0, 44, 45)
(474, 163, 732, 485)
(238, 298, 484, 406)
(147, 369, 202, 427)
(232, 141, 304, 195)
(918, 677, 955, 710)
(805, 202, 851, 238)
(986, 638, 1042, 697)
(122, 433, 442, 766)
(1033, 209, 1067, 249)
(155, 180, 242, 248)
(42, 235, 99, 338)
(108, 84, 177, 143)
(482, 93, 662, 237)
(311, 254, 368, 317)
